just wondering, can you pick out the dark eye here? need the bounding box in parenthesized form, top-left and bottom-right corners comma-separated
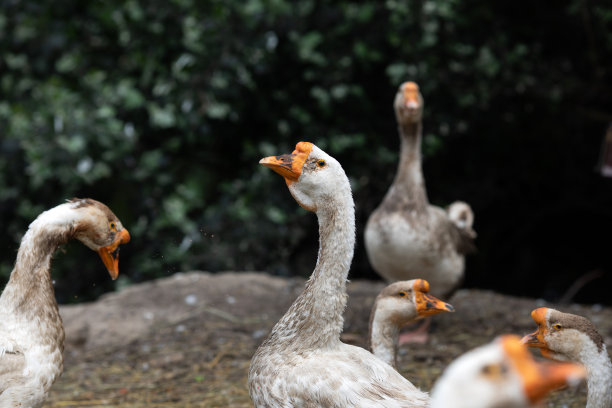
(481, 364, 494, 375)
(553, 323, 562, 330)
(398, 291, 407, 297)
(316, 160, 326, 167)
(109, 221, 117, 231)
(481, 363, 506, 377)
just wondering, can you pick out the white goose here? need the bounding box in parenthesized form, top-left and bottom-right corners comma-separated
(369, 279, 454, 368)
(446, 201, 476, 240)
(430, 335, 586, 408)
(0, 198, 130, 407)
(522, 307, 612, 408)
(365, 82, 475, 300)
(249, 142, 430, 407)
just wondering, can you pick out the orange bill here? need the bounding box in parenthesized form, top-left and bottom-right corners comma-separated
(501, 335, 585, 404)
(259, 142, 313, 183)
(522, 308, 553, 358)
(98, 228, 131, 280)
(413, 279, 455, 316)
(402, 82, 420, 108)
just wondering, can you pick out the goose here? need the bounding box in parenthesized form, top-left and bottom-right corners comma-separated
(430, 334, 586, 408)
(364, 82, 475, 302)
(249, 141, 431, 407)
(0, 198, 130, 407)
(446, 201, 476, 239)
(369, 279, 454, 368)
(522, 307, 612, 408)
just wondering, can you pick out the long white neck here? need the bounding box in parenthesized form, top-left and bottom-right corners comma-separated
(264, 188, 355, 351)
(383, 122, 429, 213)
(0, 203, 78, 328)
(579, 344, 612, 408)
(369, 308, 399, 367)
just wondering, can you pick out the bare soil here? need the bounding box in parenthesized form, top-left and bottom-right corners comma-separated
(44, 271, 612, 408)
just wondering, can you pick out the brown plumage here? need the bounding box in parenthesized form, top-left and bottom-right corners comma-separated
(0, 199, 130, 407)
(523, 308, 611, 408)
(365, 82, 476, 300)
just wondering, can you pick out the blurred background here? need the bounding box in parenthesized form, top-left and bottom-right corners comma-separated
(0, 0, 611, 305)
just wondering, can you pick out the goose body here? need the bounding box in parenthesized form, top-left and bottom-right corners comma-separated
(0, 199, 130, 407)
(430, 335, 586, 408)
(365, 82, 475, 299)
(523, 307, 612, 408)
(369, 279, 454, 368)
(249, 142, 430, 407)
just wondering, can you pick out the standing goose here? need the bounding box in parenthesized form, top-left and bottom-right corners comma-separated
(365, 82, 475, 301)
(369, 279, 454, 368)
(522, 307, 612, 408)
(249, 142, 430, 407)
(0, 198, 130, 407)
(430, 335, 586, 408)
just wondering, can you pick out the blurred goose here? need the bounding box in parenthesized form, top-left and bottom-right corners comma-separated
(365, 82, 475, 301)
(369, 279, 454, 368)
(446, 201, 476, 240)
(0, 199, 130, 407)
(430, 334, 586, 408)
(249, 142, 431, 407)
(522, 307, 612, 408)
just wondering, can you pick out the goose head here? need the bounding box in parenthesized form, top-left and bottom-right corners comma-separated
(447, 201, 477, 238)
(375, 279, 455, 324)
(430, 335, 586, 408)
(522, 307, 605, 362)
(67, 198, 131, 280)
(259, 142, 349, 212)
(394, 81, 424, 125)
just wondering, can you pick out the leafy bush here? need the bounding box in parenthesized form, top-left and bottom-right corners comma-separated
(0, 0, 611, 303)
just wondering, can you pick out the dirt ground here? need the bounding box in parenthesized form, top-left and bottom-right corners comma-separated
(44, 271, 612, 408)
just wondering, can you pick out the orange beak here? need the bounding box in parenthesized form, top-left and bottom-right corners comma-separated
(402, 82, 420, 109)
(413, 279, 455, 317)
(523, 360, 586, 403)
(97, 229, 130, 280)
(521, 328, 547, 349)
(502, 335, 585, 404)
(259, 142, 313, 184)
(521, 308, 553, 358)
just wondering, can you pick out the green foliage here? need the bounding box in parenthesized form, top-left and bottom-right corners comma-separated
(0, 0, 611, 302)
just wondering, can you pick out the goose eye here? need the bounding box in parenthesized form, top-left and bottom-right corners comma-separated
(481, 364, 494, 375)
(553, 323, 562, 331)
(316, 160, 326, 168)
(109, 221, 117, 231)
(398, 291, 407, 297)
(481, 363, 506, 378)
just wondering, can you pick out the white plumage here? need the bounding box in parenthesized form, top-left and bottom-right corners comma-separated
(365, 82, 475, 299)
(431, 335, 586, 408)
(249, 142, 429, 407)
(0, 199, 130, 407)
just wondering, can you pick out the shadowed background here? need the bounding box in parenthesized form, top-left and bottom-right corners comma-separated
(0, 0, 611, 304)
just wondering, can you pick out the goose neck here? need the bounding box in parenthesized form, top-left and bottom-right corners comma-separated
(0, 206, 77, 315)
(583, 346, 612, 408)
(390, 122, 429, 209)
(369, 307, 399, 368)
(266, 190, 355, 350)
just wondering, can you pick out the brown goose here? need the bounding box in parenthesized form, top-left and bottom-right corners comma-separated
(249, 142, 431, 408)
(0, 199, 130, 407)
(365, 82, 475, 301)
(369, 279, 454, 368)
(522, 307, 612, 408)
(431, 335, 586, 408)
